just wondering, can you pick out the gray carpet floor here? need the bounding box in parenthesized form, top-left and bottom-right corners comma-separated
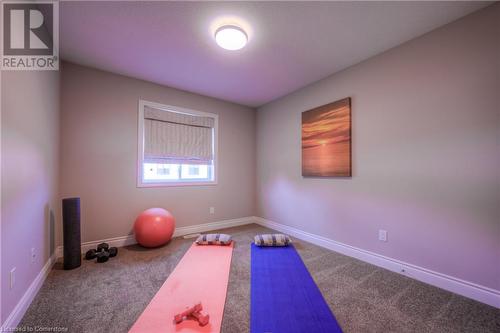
(18, 224, 500, 332)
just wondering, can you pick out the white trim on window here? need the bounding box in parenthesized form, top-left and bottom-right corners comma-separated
(137, 100, 218, 187)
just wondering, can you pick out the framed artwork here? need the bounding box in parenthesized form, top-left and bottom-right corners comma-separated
(302, 97, 351, 177)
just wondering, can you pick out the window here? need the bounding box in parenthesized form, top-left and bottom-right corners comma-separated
(137, 100, 218, 187)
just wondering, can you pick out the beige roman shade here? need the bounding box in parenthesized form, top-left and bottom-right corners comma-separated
(144, 106, 215, 164)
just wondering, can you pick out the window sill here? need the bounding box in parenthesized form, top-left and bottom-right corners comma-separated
(137, 180, 217, 188)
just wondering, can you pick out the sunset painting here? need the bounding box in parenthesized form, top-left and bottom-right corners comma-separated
(302, 98, 351, 177)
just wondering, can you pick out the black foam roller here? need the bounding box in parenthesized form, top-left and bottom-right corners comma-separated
(62, 197, 81, 270)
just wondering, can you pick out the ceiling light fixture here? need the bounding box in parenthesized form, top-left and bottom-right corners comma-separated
(215, 25, 248, 50)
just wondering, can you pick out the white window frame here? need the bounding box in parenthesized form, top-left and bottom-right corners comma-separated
(137, 100, 218, 187)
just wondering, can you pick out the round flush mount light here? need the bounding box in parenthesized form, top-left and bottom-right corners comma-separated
(215, 25, 248, 50)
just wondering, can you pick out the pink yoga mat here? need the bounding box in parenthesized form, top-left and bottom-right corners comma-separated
(129, 242, 234, 333)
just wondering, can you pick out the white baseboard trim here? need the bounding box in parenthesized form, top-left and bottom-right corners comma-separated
(55, 234, 137, 259)
(55, 216, 255, 258)
(1, 253, 56, 330)
(172, 216, 254, 238)
(254, 217, 500, 309)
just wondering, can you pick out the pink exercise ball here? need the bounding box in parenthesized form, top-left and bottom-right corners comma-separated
(134, 208, 175, 248)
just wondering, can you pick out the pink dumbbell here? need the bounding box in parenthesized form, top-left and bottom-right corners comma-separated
(174, 303, 210, 327)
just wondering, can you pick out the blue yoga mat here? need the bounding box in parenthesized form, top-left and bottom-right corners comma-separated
(251, 244, 343, 333)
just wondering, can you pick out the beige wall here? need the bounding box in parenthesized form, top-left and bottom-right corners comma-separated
(59, 62, 256, 245)
(1, 71, 60, 323)
(256, 5, 500, 290)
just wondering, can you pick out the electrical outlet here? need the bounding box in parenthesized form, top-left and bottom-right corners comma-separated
(31, 248, 36, 263)
(10, 268, 16, 289)
(209, 207, 215, 214)
(378, 229, 388, 242)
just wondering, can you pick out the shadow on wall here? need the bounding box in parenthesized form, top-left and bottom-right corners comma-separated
(44, 204, 56, 257)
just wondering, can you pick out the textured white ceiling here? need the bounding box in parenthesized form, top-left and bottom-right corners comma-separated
(60, 1, 490, 107)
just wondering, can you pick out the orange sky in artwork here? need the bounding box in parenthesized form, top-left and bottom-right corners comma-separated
(302, 100, 350, 150)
